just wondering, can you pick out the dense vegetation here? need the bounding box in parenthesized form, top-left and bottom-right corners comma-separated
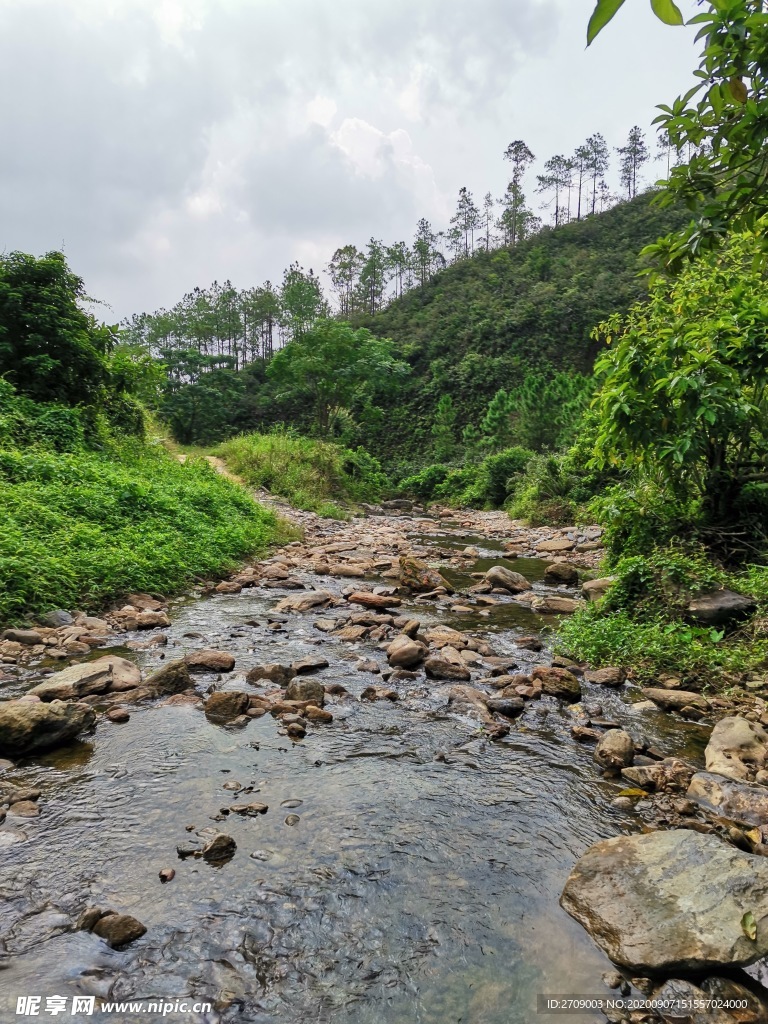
(0, 252, 281, 624)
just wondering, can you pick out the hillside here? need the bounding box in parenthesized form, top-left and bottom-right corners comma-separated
(356, 193, 688, 461)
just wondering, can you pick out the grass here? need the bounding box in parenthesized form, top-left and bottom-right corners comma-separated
(216, 430, 387, 515)
(0, 437, 284, 623)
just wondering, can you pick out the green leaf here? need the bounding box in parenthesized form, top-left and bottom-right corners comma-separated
(587, 0, 628, 45)
(650, 0, 684, 27)
(742, 911, 757, 942)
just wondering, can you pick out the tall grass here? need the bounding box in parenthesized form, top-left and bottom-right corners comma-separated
(0, 438, 281, 623)
(217, 431, 387, 513)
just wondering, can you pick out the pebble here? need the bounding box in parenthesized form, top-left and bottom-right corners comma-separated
(280, 799, 303, 808)
(159, 868, 175, 883)
(284, 814, 301, 826)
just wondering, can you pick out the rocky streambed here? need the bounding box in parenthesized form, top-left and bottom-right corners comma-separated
(2, 503, 768, 1023)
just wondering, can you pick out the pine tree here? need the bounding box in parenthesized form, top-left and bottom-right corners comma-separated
(616, 126, 650, 199)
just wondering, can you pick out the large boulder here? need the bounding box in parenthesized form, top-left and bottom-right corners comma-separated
(28, 656, 140, 701)
(424, 656, 471, 682)
(531, 595, 584, 615)
(705, 716, 768, 783)
(531, 666, 581, 700)
(561, 830, 768, 973)
(484, 566, 532, 593)
(204, 691, 250, 724)
(544, 562, 579, 585)
(581, 578, 613, 602)
(398, 556, 453, 594)
(0, 700, 95, 756)
(687, 772, 768, 828)
(145, 660, 195, 696)
(688, 588, 756, 627)
(284, 678, 325, 706)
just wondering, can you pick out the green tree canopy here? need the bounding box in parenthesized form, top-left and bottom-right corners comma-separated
(266, 319, 409, 434)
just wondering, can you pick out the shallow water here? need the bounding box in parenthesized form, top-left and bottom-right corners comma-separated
(0, 522, 728, 1022)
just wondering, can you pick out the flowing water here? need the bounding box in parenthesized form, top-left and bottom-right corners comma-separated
(0, 518, 714, 1023)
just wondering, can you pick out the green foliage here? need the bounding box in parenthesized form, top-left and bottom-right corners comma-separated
(587, 0, 682, 47)
(399, 447, 534, 508)
(398, 464, 450, 502)
(507, 453, 582, 525)
(0, 251, 113, 406)
(587, 481, 696, 562)
(431, 395, 457, 461)
(217, 430, 388, 512)
(266, 319, 409, 435)
(0, 439, 280, 623)
(591, 228, 768, 546)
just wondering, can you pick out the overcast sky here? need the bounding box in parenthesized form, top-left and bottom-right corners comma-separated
(0, 0, 700, 320)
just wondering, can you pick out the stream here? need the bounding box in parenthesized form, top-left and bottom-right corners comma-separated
(0, 509, 724, 1023)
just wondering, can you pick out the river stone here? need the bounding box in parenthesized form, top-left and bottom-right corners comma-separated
(705, 716, 768, 782)
(621, 757, 694, 793)
(486, 696, 525, 717)
(531, 596, 584, 615)
(687, 771, 768, 827)
(544, 562, 579, 585)
(398, 555, 453, 594)
(561, 830, 768, 973)
(532, 666, 581, 700)
(185, 650, 236, 673)
(348, 591, 402, 610)
(536, 537, 575, 552)
(688, 589, 756, 627)
(582, 578, 613, 602)
(28, 656, 138, 701)
(93, 913, 147, 948)
(584, 667, 625, 688)
(39, 610, 74, 628)
(246, 663, 295, 687)
(424, 625, 471, 650)
(0, 700, 95, 756)
(2, 629, 43, 645)
(204, 691, 250, 724)
(386, 634, 426, 668)
(284, 678, 325, 706)
(642, 687, 709, 712)
(483, 566, 532, 593)
(136, 611, 171, 629)
(145, 660, 194, 695)
(360, 685, 399, 702)
(594, 729, 635, 772)
(274, 590, 334, 613)
(424, 656, 471, 682)
(291, 656, 329, 675)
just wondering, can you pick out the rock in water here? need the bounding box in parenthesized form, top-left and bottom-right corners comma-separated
(687, 772, 768, 827)
(145, 660, 194, 695)
(561, 830, 768, 973)
(386, 634, 427, 668)
(28, 656, 140, 701)
(0, 700, 95, 756)
(202, 833, 237, 863)
(484, 565, 532, 593)
(93, 913, 147, 948)
(284, 678, 325, 706)
(204, 691, 250, 724)
(184, 650, 236, 672)
(398, 555, 453, 594)
(531, 666, 581, 700)
(424, 657, 471, 682)
(594, 729, 635, 772)
(705, 716, 768, 782)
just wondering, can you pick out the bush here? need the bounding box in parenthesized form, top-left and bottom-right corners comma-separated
(587, 481, 698, 562)
(398, 463, 450, 502)
(0, 438, 281, 623)
(506, 453, 580, 524)
(217, 430, 388, 512)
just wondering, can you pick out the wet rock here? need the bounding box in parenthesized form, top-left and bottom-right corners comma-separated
(291, 656, 329, 675)
(532, 666, 581, 700)
(572, 725, 602, 743)
(286, 722, 306, 739)
(204, 691, 250, 724)
(544, 563, 579, 585)
(0, 700, 95, 756)
(93, 913, 147, 948)
(621, 757, 695, 793)
(386, 634, 427, 669)
(687, 772, 768, 827)
(356, 659, 380, 673)
(531, 595, 584, 615)
(584, 667, 626, 688)
(447, 685, 494, 723)
(159, 868, 175, 883)
(595, 729, 635, 772)
(285, 678, 325, 706)
(424, 625, 471, 650)
(145, 660, 195, 695)
(424, 657, 471, 682)
(334, 624, 369, 642)
(8, 800, 40, 817)
(516, 635, 543, 652)
(246, 663, 295, 687)
(561, 830, 768, 973)
(483, 566, 532, 593)
(688, 589, 756, 627)
(486, 696, 524, 717)
(642, 687, 709, 713)
(284, 813, 301, 826)
(360, 685, 399, 702)
(229, 802, 268, 816)
(536, 537, 575, 553)
(202, 832, 237, 863)
(185, 650, 236, 673)
(348, 591, 401, 610)
(313, 617, 338, 633)
(214, 581, 242, 594)
(705, 716, 768, 783)
(274, 590, 334, 613)
(106, 708, 130, 723)
(2, 629, 43, 645)
(29, 656, 141, 701)
(399, 555, 453, 594)
(304, 704, 333, 722)
(136, 611, 171, 629)
(582, 578, 613, 602)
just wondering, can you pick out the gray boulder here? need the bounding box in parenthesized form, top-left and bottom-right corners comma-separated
(688, 588, 756, 627)
(0, 700, 95, 756)
(687, 771, 768, 827)
(594, 729, 635, 772)
(285, 678, 325, 706)
(484, 566, 532, 593)
(705, 716, 768, 783)
(561, 830, 768, 973)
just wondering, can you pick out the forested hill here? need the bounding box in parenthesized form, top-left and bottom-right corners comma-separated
(356, 192, 688, 460)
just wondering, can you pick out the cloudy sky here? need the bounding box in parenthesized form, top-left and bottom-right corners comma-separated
(0, 0, 700, 320)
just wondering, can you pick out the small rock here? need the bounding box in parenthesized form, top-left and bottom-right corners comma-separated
(304, 704, 333, 723)
(584, 667, 626, 688)
(204, 691, 250, 724)
(531, 666, 581, 700)
(284, 814, 301, 826)
(483, 566, 532, 593)
(185, 650, 236, 672)
(106, 708, 130, 723)
(93, 913, 147, 948)
(202, 833, 237, 863)
(285, 678, 325, 705)
(159, 868, 175, 883)
(595, 729, 635, 772)
(291, 656, 329, 675)
(136, 611, 171, 629)
(424, 657, 471, 682)
(544, 563, 579, 585)
(386, 634, 426, 669)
